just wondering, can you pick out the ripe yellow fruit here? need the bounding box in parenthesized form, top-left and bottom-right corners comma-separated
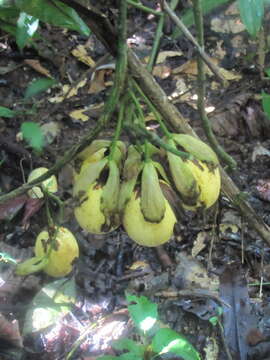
(184, 160, 221, 209)
(34, 227, 79, 277)
(123, 190, 177, 247)
(28, 167, 57, 199)
(74, 182, 118, 234)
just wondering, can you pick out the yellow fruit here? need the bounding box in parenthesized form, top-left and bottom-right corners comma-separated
(184, 160, 221, 209)
(73, 148, 107, 183)
(28, 167, 57, 199)
(123, 190, 177, 247)
(74, 182, 119, 234)
(34, 227, 79, 277)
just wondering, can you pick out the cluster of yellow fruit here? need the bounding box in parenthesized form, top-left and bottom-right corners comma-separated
(73, 135, 221, 247)
(16, 169, 79, 278)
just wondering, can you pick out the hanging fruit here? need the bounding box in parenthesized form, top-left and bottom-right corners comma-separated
(120, 145, 176, 247)
(34, 227, 79, 277)
(27, 167, 57, 199)
(73, 141, 125, 234)
(165, 134, 221, 210)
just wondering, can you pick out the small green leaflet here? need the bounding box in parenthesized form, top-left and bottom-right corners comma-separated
(126, 293, 158, 334)
(24, 77, 57, 99)
(112, 338, 146, 357)
(21, 121, 44, 151)
(265, 68, 270, 77)
(16, 12, 39, 50)
(262, 91, 270, 119)
(151, 328, 201, 360)
(15, 0, 90, 36)
(0, 106, 16, 118)
(237, 0, 264, 37)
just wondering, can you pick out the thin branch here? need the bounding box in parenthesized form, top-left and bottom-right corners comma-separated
(127, 0, 162, 16)
(161, 0, 227, 85)
(192, 0, 236, 170)
(125, 122, 191, 159)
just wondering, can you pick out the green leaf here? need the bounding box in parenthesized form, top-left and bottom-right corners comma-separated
(15, 0, 90, 36)
(151, 328, 201, 360)
(113, 338, 145, 357)
(21, 121, 44, 151)
(0, 106, 16, 118)
(16, 12, 39, 50)
(265, 68, 270, 77)
(0, 6, 20, 21)
(126, 293, 158, 334)
(0, 6, 19, 34)
(262, 91, 270, 119)
(172, 0, 231, 39)
(23, 278, 76, 335)
(24, 77, 57, 99)
(237, 0, 264, 37)
(98, 357, 117, 360)
(118, 354, 143, 360)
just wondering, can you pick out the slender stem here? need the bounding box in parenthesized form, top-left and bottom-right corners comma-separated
(192, 0, 236, 170)
(125, 122, 191, 159)
(147, 14, 165, 72)
(108, 99, 125, 160)
(46, 191, 65, 225)
(128, 88, 146, 126)
(127, 0, 162, 16)
(132, 79, 172, 138)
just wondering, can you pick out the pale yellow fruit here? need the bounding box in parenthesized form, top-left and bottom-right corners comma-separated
(28, 167, 57, 199)
(34, 227, 79, 277)
(74, 182, 118, 234)
(123, 190, 177, 247)
(184, 160, 221, 209)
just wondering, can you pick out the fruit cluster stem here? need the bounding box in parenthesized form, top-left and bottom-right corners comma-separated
(132, 79, 173, 139)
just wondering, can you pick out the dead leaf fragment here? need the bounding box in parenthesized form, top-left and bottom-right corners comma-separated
(155, 50, 183, 63)
(152, 64, 171, 79)
(211, 17, 245, 34)
(192, 231, 207, 257)
(71, 44, 95, 67)
(0, 195, 28, 221)
(24, 59, 52, 78)
(69, 108, 89, 122)
(49, 79, 87, 103)
(0, 313, 23, 348)
(256, 179, 270, 202)
(88, 70, 106, 94)
(252, 143, 270, 162)
(41, 121, 60, 145)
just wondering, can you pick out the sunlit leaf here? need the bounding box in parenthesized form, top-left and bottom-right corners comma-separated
(15, 0, 90, 36)
(151, 328, 201, 360)
(237, 0, 264, 37)
(16, 12, 39, 50)
(126, 293, 158, 334)
(21, 121, 44, 151)
(23, 278, 76, 334)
